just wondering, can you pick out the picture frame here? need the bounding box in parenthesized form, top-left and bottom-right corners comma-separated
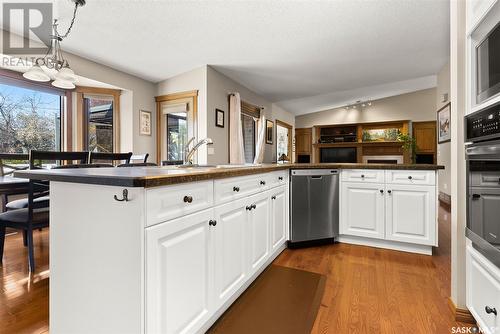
(437, 102, 451, 144)
(266, 119, 274, 144)
(215, 109, 224, 128)
(139, 110, 152, 136)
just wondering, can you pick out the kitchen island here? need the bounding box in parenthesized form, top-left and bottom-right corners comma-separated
(16, 163, 443, 334)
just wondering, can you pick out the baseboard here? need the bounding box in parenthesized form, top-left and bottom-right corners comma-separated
(447, 297, 476, 324)
(439, 191, 451, 211)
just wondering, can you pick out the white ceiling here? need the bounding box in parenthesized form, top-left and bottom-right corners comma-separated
(2, 0, 450, 115)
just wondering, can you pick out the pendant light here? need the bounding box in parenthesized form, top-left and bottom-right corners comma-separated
(22, 0, 86, 88)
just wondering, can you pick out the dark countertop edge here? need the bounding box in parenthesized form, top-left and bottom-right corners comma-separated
(14, 164, 444, 188)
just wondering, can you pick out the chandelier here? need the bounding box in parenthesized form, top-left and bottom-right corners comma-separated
(22, 0, 86, 89)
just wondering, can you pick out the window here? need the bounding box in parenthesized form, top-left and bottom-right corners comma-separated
(240, 101, 261, 164)
(77, 87, 120, 153)
(241, 113, 255, 163)
(84, 96, 114, 152)
(0, 81, 63, 153)
(166, 113, 187, 163)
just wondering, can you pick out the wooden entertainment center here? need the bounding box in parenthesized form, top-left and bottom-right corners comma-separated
(295, 120, 437, 164)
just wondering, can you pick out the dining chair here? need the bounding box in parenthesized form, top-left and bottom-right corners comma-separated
(0, 153, 30, 212)
(130, 153, 149, 163)
(117, 162, 158, 167)
(89, 152, 132, 165)
(0, 179, 49, 272)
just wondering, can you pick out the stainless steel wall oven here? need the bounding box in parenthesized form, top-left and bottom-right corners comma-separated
(466, 102, 500, 268)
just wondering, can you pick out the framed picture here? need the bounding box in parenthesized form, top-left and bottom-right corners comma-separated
(139, 110, 152, 136)
(266, 119, 274, 144)
(215, 109, 224, 128)
(437, 103, 451, 143)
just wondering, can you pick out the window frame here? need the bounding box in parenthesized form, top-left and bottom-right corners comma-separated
(76, 87, 121, 153)
(0, 67, 71, 152)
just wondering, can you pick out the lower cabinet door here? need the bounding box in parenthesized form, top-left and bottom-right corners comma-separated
(340, 182, 385, 239)
(213, 198, 249, 308)
(385, 184, 436, 245)
(145, 208, 214, 334)
(270, 186, 287, 253)
(248, 192, 271, 276)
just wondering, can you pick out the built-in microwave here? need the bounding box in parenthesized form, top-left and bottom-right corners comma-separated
(476, 21, 500, 104)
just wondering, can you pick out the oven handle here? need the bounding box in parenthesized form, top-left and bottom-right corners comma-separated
(466, 144, 500, 158)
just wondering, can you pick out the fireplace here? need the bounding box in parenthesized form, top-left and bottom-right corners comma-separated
(362, 155, 403, 164)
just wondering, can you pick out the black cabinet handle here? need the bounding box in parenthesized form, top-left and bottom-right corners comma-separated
(472, 194, 481, 199)
(114, 189, 129, 202)
(246, 205, 252, 211)
(233, 186, 240, 192)
(380, 189, 384, 194)
(485, 306, 497, 316)
(278, 176, 283, 181)
(251, 204, 257, 209)
(271, 195, 276, 200)
(209, 220, 217, 227)
(361, 174, 365, 178)
(260, 180, 266, 185)
(408, 176, 413, 180)
(183, 195, 193, 203)
(387, 190, 392, 194)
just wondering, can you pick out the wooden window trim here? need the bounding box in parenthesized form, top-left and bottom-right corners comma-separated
(75, 86, 121, 152)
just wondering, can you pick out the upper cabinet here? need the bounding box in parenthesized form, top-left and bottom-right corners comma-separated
(412, 121, 437, 164)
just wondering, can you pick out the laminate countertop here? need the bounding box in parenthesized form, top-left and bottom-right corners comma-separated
(14, 163, 444, 188)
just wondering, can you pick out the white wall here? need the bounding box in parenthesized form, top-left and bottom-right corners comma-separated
(156, 66, 208, 164)
(295, 88, 437, 128)
(436, 62, 451, 196)
(206, 66, 295, 164)
(63, 53, 157, 159)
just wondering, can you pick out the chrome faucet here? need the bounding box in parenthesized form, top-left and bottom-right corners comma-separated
(184, 137, 213, 164)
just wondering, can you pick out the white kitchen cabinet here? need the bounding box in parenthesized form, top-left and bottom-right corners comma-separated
(145, 208, 214, 334)
(247, 191, 271, 276)
(340, 182, 385, 239)
(213, 198, 249, 308)
(385, 184, 436, 246)
(270, 186, 287, 253)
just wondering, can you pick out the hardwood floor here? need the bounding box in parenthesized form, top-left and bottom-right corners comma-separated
(0, 206, 472, 333)
(274, 205, 473, 333)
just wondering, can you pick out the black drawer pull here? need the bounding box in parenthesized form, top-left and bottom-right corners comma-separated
(361, 174, 365, 178)
(260, 180, 266, 185)
(472, 194, 481, 199)
(209, 220, 217, 227)
(408, 176, 413, 180)
(183, 195, 193, 203)
(233, 186, 240, 192)
(278, 176, 283, 181)
(251, 204, 256, 209)
(387, 190, 392, 194)
(271, 195, 276, 200)
(485, 306, 497, 316)
(380, 189, 384, 194)
(246, 205, 252, 211)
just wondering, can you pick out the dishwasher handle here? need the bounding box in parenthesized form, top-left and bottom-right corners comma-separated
(310, 175, 323, 179)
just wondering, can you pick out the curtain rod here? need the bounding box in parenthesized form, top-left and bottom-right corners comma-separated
(229, 93, 265, 109)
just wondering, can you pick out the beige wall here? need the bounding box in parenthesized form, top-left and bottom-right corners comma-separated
(63, 52, 157, 160)
(436, 62, 451, 196)
(295, 88, 437, 128)
(156, 66, 208, 164)
(206, 66, 295, 164)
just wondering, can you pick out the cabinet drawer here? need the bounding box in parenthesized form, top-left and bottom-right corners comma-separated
(265, 170, 288, 189)
(385, 170, 435, 185)
(146, 180, 214, 227)
(341, 169, 385, 183)
(214, 174, 266, 205)
(471, 172, 500, 187)
(467, 246, 500, 334)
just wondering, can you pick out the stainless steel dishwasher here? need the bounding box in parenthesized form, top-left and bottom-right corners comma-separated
(290, 169, 339, 247)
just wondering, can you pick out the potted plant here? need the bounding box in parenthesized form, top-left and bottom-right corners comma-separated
(397, 132, 418, 164)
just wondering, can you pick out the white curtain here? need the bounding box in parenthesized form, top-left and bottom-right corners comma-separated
(254, 114, 266, 164)
(229, 92, 245, 164)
